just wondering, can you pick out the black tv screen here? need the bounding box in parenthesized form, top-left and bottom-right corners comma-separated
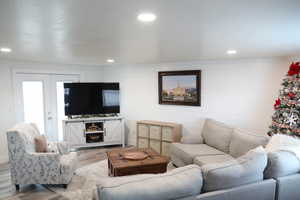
(64, 83, 120, 115)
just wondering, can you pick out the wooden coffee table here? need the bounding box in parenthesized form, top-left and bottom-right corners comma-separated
(107, 148, 169, 177)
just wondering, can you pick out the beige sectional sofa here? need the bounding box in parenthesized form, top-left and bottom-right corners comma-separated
(171, 119, 269, 168)
(96, 146, 276, 200)
(95, 118, 300, 200)
(96, 119, 277, 200)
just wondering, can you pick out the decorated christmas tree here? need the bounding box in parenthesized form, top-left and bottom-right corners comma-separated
(268, 62, 300, 136)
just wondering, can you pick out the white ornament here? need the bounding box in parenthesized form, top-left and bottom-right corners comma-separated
(293, 87, 298, 92)
(285, 113, 299, 126)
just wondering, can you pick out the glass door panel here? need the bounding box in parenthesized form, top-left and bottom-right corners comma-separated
(56, 82, 65, 141)
(14, 73, 80, 142)
(22, 81, 45, 134)
(51, 75, 80, 141)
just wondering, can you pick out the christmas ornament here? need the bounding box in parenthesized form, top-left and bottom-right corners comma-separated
(284, 113, 298, 126)
(288, 92, 296, 98)
(287, 62, 300, 76)
(274, 98, 281, 110)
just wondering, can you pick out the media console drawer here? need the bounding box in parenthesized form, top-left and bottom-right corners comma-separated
(136, 120, 182, 157)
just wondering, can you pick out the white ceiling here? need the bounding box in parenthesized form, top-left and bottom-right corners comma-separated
(0, 0, 299, 65)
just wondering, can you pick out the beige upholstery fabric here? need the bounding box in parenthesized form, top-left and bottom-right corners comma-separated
(202, 147, 267, 192)
(181, 134, 204, 144)
(170, 143, 226, 165)
(264, 151, 300, 179)
(97, 165, 203, 200)
(229, 129, 269, 158)
(202, 119, 233, 153)
(193, 154, 235, 166)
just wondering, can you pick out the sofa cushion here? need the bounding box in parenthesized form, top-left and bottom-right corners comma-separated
(202, 119, 233, 153)
(229, 129, 269, 158)
(202, 146, 267, 192)
(97, 165, 203, 200)
(264, 151, 300, 179)
(181, 134, 204, 144)
(170, 143, 226, 165)
(193, 154, 235, 166)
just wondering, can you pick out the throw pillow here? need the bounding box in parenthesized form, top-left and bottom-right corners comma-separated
(34, 135, 48, 152)
(265, 134, 300, 160)
(264, 151, 300, 179)
(202, 146, 267, 192)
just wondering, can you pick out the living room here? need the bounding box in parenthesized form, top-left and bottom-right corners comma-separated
(0, 0, 300, 200)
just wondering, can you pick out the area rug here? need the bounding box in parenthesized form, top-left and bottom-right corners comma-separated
(47, 160, 175, 200)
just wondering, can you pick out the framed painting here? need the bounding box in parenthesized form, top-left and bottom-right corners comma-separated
(158, 70, 201, 106)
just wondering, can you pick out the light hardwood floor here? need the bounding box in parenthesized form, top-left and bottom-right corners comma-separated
(2, 146, 122, 200)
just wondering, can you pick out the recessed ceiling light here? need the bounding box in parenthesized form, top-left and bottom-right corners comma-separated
(0, 47, 12, 53)
(137, 13, 157, 22)
(107, 59, 115, 63)
(227, 49, 237, 55)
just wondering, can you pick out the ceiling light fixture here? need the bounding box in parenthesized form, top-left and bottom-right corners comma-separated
(137, 13, 157, 22)
(0, 47, 12, 53)
(227, 49, 237, 55)
(107, 59, 115, 63)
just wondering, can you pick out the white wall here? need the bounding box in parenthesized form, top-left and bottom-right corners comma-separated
(0, 57, 292, 163)
(0, 60, 104, 163)
(102, 58, 290, 145)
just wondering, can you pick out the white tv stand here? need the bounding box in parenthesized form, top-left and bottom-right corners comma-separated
(63, 116, 125, 148)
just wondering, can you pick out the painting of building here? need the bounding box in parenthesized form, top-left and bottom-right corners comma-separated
(159, 70, 201, 106)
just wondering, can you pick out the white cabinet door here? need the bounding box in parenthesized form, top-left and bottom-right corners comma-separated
(104, 120, 122, 143)
(64, 122, 85, 145)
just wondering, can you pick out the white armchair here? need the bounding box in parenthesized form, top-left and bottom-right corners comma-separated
(6, 123, 78, 190)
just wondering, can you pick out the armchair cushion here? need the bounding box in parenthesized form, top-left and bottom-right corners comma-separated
(48, 141, 70, 155)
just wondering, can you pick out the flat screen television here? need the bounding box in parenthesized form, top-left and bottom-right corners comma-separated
(64, 82, 120, 116)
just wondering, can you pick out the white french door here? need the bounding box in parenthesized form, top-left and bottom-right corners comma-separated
(14, 73, 80, 141)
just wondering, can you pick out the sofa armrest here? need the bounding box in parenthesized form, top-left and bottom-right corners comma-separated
(17, 152, 62, 184)
(28, 152, 61, 168)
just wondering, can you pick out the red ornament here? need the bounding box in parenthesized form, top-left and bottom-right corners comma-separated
(288, 92, 296, 98)
(274, 98, 281, 109)
(287, 62, 300, 76)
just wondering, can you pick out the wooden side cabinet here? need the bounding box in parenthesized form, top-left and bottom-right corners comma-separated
(136, 120, 182, 157)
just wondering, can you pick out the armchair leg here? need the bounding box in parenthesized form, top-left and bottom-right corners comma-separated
(63, 184, 68, 189)
(15, 184, 20, 191)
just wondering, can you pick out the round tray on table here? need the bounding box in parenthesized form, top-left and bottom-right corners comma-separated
(122, 151, 149, 160)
